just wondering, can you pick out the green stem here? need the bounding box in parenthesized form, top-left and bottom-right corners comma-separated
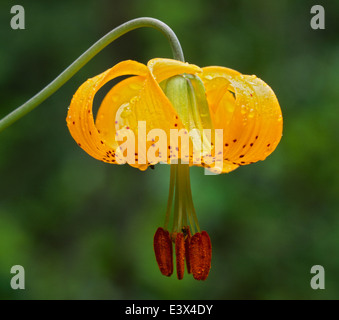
(0, 17, 184, 133)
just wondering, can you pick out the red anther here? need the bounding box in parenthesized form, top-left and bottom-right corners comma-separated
(189, 231, 212, 280)
(153, 227, 173, 277)
(175, 233, 185, 280)
(182, 226, 192, 274)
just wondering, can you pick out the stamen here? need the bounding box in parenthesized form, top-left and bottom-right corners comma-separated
(164, 165, 176, 229)
(175, 233, 185, 280)
(153, 227, 173, 277)
(183, 226, 192, 274)
(183, 165, 200, 233)
(158, 158, 210, 280)
(177, 164, 185, 232)
(172, 165, 180, 232)
(189, 231, 212, 280)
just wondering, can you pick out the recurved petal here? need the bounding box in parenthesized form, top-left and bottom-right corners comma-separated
(95, 75, 149, 170)
(200, 67, 283, 170)
(97, 59, 198, 170)
(67, 60, 148, 164)
(147, 58, 202, 83)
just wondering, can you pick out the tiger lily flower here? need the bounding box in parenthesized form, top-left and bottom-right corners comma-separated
(67, 58, 283, 280)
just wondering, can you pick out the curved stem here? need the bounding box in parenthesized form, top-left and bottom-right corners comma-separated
(0, 17, 184, 133)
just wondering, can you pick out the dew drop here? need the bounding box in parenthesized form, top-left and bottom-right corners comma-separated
(129, 83, 141, 90)
(120, 104, 132, 119)
(248, 108, 255, 118)
(227, 104, 235, 113)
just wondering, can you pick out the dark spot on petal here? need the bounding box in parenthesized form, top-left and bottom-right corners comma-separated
(233, 139, 237, 143)
(239, 155, 244, 158)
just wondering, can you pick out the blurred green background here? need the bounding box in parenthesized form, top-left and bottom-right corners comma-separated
(0, 0, 338, 299)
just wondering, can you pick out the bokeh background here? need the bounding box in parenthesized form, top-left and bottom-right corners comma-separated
(0, 0, 338, 299)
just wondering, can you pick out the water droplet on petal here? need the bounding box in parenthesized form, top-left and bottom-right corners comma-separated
(129, 83, 141, 90)
(112, 95, 119, 102)
(227, 104, 235, 113)
(130, 96, 139, 104)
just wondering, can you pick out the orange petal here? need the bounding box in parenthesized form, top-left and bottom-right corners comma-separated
(200, 66, 283, 171)
(95, 75, 148, 169)
(147, 58, 202, 83)
(96, 59, 203, 170)
(66, 60, 148, 163)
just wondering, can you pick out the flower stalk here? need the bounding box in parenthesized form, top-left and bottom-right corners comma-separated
(0, 17, 184, 133)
